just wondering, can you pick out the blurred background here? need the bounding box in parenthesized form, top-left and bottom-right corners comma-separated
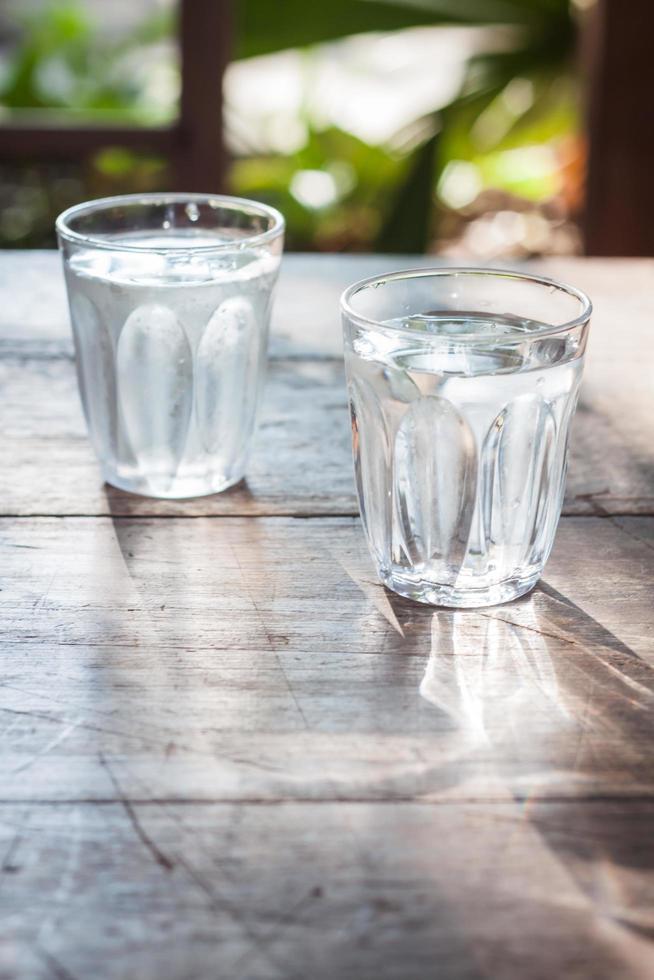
(0, 0, 649, 257)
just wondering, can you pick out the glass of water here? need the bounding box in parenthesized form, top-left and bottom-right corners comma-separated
(57, 193, 284, 498)
(341, 268, 592, 608)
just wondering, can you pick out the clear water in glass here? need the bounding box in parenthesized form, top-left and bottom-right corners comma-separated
(58, 196, 283, 499)
(342, 272, 591, 608)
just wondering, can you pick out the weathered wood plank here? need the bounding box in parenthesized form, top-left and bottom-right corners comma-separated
(1, 515, 653, 804)
(0, 357, 355, 516)
(1, 798, 652, 980)
(1, 348, 652, 517)
(1, 251, 653, 980)
(1, 253, 652, 516)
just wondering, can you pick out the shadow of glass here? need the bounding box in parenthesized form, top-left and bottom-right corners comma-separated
(413, 583, 654, 940)
(101, 476, 257, 516)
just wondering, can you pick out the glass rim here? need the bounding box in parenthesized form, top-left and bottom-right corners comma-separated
(340, 266, 592, 344)
(56, 192, 285, 254)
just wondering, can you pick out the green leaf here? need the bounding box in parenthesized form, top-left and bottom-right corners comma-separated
(376, 128, 440, 252)
(234, 0, 548, 60)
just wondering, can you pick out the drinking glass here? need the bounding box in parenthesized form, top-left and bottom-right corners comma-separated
(341, 268, 592, 608)
(57, 193, 284, 498)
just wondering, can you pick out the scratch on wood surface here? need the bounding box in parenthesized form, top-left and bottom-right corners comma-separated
(477, 609, 576, 649)
(228, 538, 310, 729)
(98, 753, 174, 871)
(0, 714, 23, 739)
(0, 698, 287, 774)
(37, 948, 79, 980)
(524, 585, 648, 669)
(505, 587, 654, 707)
(1, 828, 22, 872)
(104, 764, 300, 978)
(276, 654, 310, 730)
(11, 719, 81, 774)
(539, 583, 647, 661)
(228, 540, 276, 648)
(32, 570, 57, 611)
(173, 847, 302, 978)
(227, 755, 285, 773)
(573, 490, 612, 511)
(612, 518, 654, 555)
(573, 495, 654, 552)
(329, 542, 405, 638)
(229, 885, 320, 980)
(0, 701, 189, 757)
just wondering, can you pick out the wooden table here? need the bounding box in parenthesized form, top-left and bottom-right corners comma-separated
(1, 253, 653, 980)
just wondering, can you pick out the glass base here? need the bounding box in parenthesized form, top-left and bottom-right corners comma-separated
(379, 568, 541, 609)
(102, 468, 244, 500)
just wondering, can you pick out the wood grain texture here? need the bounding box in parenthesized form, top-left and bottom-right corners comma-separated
(0, 253, 652, 516)
(1, 515, 653, 805)
(0, 357, 354, 516)
(2, 800, 653, 980)
(1, 253, 654, 980)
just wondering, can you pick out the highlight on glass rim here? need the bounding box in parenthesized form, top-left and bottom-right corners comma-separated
(1, 2, 652, 978)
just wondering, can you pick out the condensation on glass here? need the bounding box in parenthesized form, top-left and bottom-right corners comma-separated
(341, 268, 592, 608)
(57, 193, 284, 498)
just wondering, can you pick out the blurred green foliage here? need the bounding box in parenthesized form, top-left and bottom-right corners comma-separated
(234, 0, 572, 56)
(0, 0, 580, 250)
(0, 0, 172, 118)
(231, 0, 580, 251)
(0, 1, 172, 246)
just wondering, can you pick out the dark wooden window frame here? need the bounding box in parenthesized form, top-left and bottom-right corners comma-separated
(583, 0, 654, 255)
(0, 0, 231, 193)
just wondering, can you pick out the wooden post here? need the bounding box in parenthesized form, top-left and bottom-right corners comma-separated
(174, 0, 231, 193)
(583, 0, 654, 255)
